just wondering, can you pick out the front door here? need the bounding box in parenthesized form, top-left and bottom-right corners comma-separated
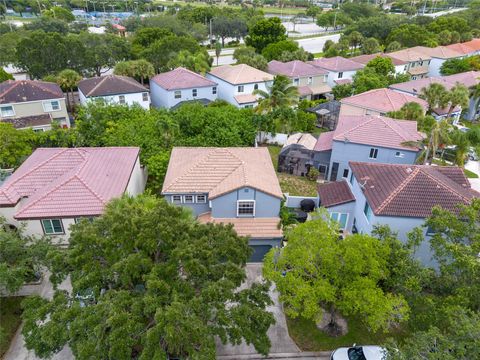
(330, 162, 339, 181)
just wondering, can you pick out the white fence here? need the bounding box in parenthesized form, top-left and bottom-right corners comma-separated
(284, 194, 318, 208)
(256, 132, 289, 146)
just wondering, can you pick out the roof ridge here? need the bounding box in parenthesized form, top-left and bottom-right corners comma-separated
(86, 76, 109, 97)
(32, 81, 63, 98)
(380, 117, 413, 143)
(225, 148, 248, 185)
(0, 81, 21, 99)
(376, 166, 420, 213)
(384, 88, 397, 110)
(419, 167, 473, 202)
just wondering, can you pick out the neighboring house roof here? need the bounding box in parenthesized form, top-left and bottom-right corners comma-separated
(349, 162, 479, 218)
(1, 114, 52, 129)
(314, 115, 423, 152)
(350, 53, 407, 66)
(234, 94, 258, 104)
(151, 67, 217, 90)
(387, 48, 432, 62)
(162, 147, 283, 199)
(443, 71, 480, 88)
(207, 64, 274, 85)
(314, 131, 334, 151)
(267, 60, 328, 77)
(308, 56, 365, 72)
(0, 147, 140, 219)
(78, 75, 147, 97)
(0, 80, 64, 104)
(445, 39, 480, 55)
(334, 79, 352, 85)
(197, 212, 282, 238)
(410, 46, 463, 59)
(284, 133, 317, 150)
(317, 180, 355, 208)
(340, 88, 428, 114)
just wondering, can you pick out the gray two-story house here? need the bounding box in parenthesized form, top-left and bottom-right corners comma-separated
(314, 115, 424, 181)
(317, 162, 479, 266)
(161, 147, 284, 262)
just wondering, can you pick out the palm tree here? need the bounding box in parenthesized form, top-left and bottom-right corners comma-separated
(56, 69, 81, 112)
(468, 83, 480, 120)
(132, 59, 155, 85)
(253, 75, 299, 114)
(420, 83, 448, 114)
(450, 130, 470, 167)
(445, 83, 469, 119)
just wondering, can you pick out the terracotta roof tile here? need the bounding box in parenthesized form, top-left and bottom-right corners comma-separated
(0, 80, 64, 104)
(317, 180, 355, 208)
(0, 147, 140, 218)
(350, 53, 407, 66)
(197, 212, 282, 238)
(1, 114, 52, 129)
(340, 88, 428, 113)
(162, 147, 283, 199)
(349, 162, 478, 218)
(78, 75, 147, 97)
(208, 64, 274, 85)
(308, 56, 364, 72)
(151, 67, 217, 90)
(445, 39, 480, 55)
(267, 60, 328, 77)
(314, 131, 334, 151)
(387, 48, 432, 62)
(411, 46, 463, 59)
(234, 94, 257, 104)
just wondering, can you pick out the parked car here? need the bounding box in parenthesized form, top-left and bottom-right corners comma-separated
(468, 147, 479, 161)
(331, 345, 387, 360)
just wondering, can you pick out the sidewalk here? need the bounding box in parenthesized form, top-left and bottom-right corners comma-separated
(465, 160, 480, 192)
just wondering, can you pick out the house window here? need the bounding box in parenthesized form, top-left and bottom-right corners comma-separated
(119, 95, 126, 104)
(212, 86, 217, 94)
(0, 105, 14, 117)
(196, 195, 206, 203)
(426, 226, 435, 236)
(142, 92, 149, 101)
(254, 84, 259, 90)
(331, 212, 348, 230)
(349, 172, 354, 184)
(184, 195, 194, 203)
(363, 202, 372, 222)
(41, 219, 64, 235)
(338, 72, 343, 79)
(237, 200, 255, 216)
(395, 151, 404, 158)
(192, 89, 198, 97)
(174, 91, 181, 99)
(244, 104, 254, 108)
(342, 169, 349, 178)
(412, 76, 417, 80)
(308, 77, 313, 85)
(172, 195, 182, 203)
(293, 78, 299, 86)
(238, 85, 244, 93)
(43, 100, 60, 112)
(369, 148, 378, 159)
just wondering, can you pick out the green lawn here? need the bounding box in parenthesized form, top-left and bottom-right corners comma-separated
(0, 297, 24, 357)
(287, 315, 406, 352)
(464, 168, 479, 178)
(266, 145, 318, 197)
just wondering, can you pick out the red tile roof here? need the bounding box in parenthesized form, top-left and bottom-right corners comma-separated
(308, 56, 364, 72)
(267, 60, 328, 77)
(0, 147, 140, 219)
(317, 180, 355, 208)
(350, 162, 479, 218)
(445, 39, 480, 55)
(341, 88, 428, 114)
(334, 79, 352, 85)
(443, 71, 480, 88)
(350, 53, 407, 66)
(314, 131, 334, 151)
(315, 115, 423, 151)
(0, 80, 64, 104)
(78, 75, 147, 97)
(151, 67, 217, 90)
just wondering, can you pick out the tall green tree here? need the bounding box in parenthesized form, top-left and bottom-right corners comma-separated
(420, 83, 449, 113)
(261, 40, 299, 61)
(56, 69, 82, 112)
(245, 17, 287, 53)
(167, 50, 212, 74)
(233, 46, 268, 71)
(445, 83, 469, 118)
(263, 213, 409, 333)
(42, 7, 75, 22)
(254, 75, 299, 114)
(0, 68, 13, 82)
(0, 123, 34, 168)
(21, 195, 275, 359)
(114, 59, 155, 85)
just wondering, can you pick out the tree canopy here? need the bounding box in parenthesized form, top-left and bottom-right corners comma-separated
(21, 195, 275, 359)
(245, 17, 287, 53)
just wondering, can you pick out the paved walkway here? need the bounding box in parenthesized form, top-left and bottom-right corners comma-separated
(466, 160, 480, 192)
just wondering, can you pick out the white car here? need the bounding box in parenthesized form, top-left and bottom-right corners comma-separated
(331, 345, 387, 360)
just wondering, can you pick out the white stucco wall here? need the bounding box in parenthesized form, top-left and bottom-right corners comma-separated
(150, 81, 218, 109)
(125, 156, 147, 196)
(326, 70, 357, 88)
(79, 89, 150, 109)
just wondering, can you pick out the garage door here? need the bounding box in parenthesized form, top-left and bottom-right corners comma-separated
(249, 245, 272, 262)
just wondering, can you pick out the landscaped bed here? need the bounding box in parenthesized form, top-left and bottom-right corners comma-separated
(266, 145, 318, 197)
(0, 297, 24, 357)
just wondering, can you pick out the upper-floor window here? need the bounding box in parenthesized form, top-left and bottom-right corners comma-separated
(238, 85, 244, 93)
(237, 200, 255, 216)
(192, 89, 198, 97)
(184, 195, 194, 203)
(43, 100, 60, 112)
(363, 202, 372, 222)
(0, 105, 14, 117)
(293, 78, 299, 86)
(349, 172, 354, 184)
(342, 169, 349, 178)
(426, 226, 436, 236)
(338, 72, 343, 79)
(118, 95, 126, 104)
(174, 90, 182, 99)
(172, 195, 182, 203)
(142, 92, 149, 101)
(196, 194, 207, 203)
(41, 219, 64, 235)
(395, 151, 404, 158)
(308, 77, 313, 85)
(254, 84, 259, 90)
(369, 148, 378, 159)
(212, 86, 217, 95)
(331, 212, 348, 230)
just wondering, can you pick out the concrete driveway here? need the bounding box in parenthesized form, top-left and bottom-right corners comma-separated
(466, 160, 480, 192)
(216, 263, 300, 357)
